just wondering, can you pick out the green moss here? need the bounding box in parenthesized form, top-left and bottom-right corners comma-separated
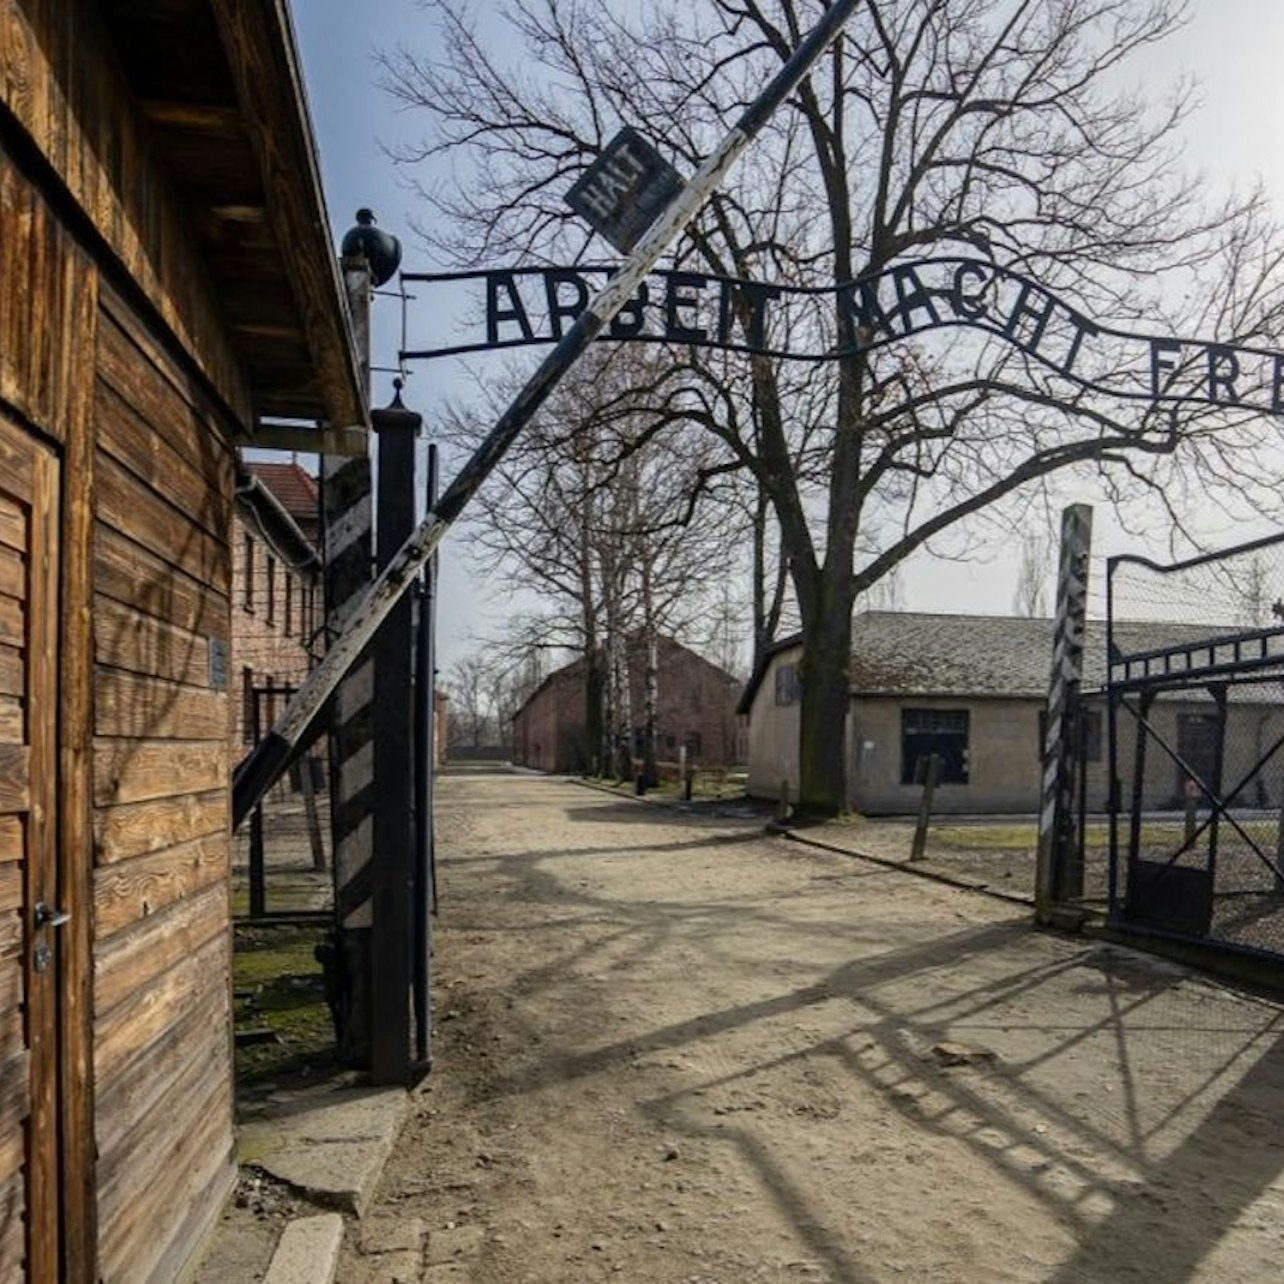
(233, 924, 339, 1089)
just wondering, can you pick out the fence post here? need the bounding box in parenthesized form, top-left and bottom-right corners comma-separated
(910, 754, 941, 862)
(322, 253, 376, 1065)
(370, 390, 420, 1085)
(249, 688, 266, 917)
(412, 443, 438, 1067)
(1036, 504, 1093, 922)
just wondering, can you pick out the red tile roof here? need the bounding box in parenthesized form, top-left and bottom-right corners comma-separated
(247, 461, 319, 525)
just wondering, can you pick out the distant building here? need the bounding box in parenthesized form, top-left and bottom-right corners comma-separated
(231, 463, 323, 746)
(740, 612, 1278, 814)
(513, 637, 746, 774)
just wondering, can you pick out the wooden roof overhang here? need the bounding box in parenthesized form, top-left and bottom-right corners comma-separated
(100, 0, 367, 437)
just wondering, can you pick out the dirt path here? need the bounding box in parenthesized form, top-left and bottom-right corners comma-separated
(342, 768, 1284, 1283)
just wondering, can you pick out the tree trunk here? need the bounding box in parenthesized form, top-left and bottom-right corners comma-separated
(796, 579, 855, 815)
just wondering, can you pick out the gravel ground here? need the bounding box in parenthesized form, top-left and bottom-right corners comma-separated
(341, 766, 1284, 1283)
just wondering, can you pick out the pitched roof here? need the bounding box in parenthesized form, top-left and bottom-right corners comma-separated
(247, 462, 319, 526)
(849, 612, 1238, 697)
(738, 611, 1242, 712)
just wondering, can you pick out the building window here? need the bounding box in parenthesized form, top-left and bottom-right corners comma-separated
(266, 555, 276, 625)
(684, 731, 702, 758)
(901, 708, 969, 785)
(775, 662, 800, 706)
(284, 574, 294, 637)
(243, 535, 254, 609)
(241, 667, 254, 743)
(1176, 713, 1220, 794)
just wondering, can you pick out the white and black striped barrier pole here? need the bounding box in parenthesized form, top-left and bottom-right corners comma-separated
(1035, 503, 1093, 922)
(232, 0, 863, 827)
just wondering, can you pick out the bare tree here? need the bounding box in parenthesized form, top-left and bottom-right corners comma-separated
(1013, 532, 1050, 618)
(442, 346, 741, 776)
(446, 656, 493, 750)
(385, 0, 1284, 812)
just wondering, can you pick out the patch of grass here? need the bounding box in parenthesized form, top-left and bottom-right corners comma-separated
(929, 820, 1279, 852)
(233, 923, 339, 1090)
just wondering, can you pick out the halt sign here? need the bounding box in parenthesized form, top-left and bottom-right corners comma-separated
(565, 127, 684, 254)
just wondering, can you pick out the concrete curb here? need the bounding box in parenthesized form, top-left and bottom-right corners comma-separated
(264, 1214, 344, 1284)
(238, 1085, 411, 1217)
(776, 827, 1036, 908)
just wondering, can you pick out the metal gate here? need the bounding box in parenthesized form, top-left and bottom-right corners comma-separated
(1106, 533, 1284, 960)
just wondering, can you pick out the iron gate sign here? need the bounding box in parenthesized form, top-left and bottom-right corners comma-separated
(401, 255, 1284, 417)
(565, 127, 685, 254)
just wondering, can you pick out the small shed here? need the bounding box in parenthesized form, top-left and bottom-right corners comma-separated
(0, 1, 364, 1279)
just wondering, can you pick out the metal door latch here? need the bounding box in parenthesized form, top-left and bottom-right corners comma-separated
(32, 903, 70, 973)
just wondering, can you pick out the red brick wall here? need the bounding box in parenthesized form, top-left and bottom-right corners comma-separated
(228, 513, 321, 746)
(512, 641, 746, 773)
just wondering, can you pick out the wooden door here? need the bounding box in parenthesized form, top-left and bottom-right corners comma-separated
(0, 414, 61, 1281)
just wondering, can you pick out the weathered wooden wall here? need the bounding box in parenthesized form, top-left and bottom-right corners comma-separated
(0, 0, 259, 1278)
(89, 286, 236, 1284)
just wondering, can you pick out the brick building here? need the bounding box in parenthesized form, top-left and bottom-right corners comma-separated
(231, 462, 323, 746)
(741, 612, 1279, 814)
(512, 637, 746, 774)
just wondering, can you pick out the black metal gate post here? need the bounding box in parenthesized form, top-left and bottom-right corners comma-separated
(371, 390, 421, 1085)
(249, 689, 266, 918)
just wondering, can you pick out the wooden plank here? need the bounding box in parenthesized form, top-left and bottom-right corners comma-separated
(0, 810, 20, 864)
(0, 652, 20, 703)
(0, 864, 19, 913)
(94, 882, 226, 1015)
(0, 596, 22, 649)
(0, 910, 18, 957)
(0, 953, 20, 1013)
(94, 521, 229, 641)
(93, 738, 226, 807)
(95, 453, 229, 591)
(93, 832, 225, 939)
(92, 932, 227, 1091)
(25, 436, 58, 1284)
(135, 1158, 235, 1284)
(95, 317, 237, 491)
(93, 594, 214, 688)
(0, 1050, 28, 1183)
(93, 790, 227, 866)
(0, 148, 94, 445)
(0, 1005, 22, 1066)
(0, 548, 22, 601)
(0, 744, 26, 813)
(0, 1168, 24, 1283)
(96, 1030, 227, 1222)
(59, 252, 99, 1284)
(0, 497, 24, 554)
(98, 1081, 232, 1284)
(0, 4, 252, 424)
(94, 380, 233, 548)
(92, 981, 225, 1158)
(94, 668, 227, 741)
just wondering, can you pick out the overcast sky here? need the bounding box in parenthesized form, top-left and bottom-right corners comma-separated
(290, 0, 1284, 673)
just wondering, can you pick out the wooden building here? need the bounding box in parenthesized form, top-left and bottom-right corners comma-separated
(0, 2, 365, 1280)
